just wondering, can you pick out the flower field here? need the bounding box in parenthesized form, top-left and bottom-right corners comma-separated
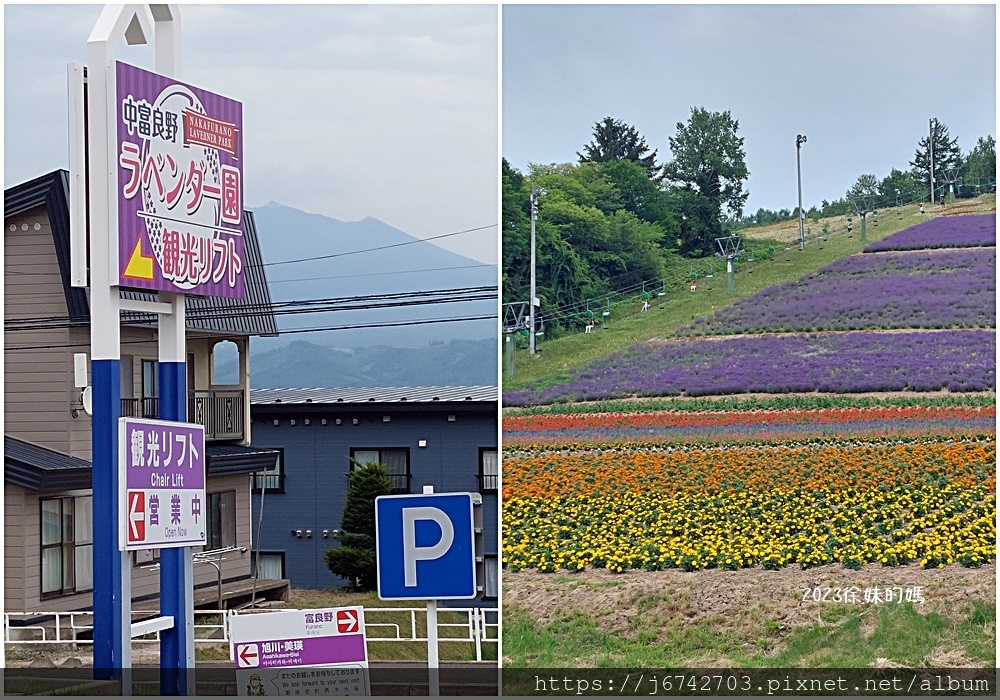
(504, 405, 996, 448)
(502, 329, 995, 406)
(680, 247, 995, 335)
(863, 213, 996, 252)
(502, 434, 997, 573)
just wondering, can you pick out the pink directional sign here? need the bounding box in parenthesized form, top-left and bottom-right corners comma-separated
(118, 417, 207, 551)
(115, 61, 245, 298)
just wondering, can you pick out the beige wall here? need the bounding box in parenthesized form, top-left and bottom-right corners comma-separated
(7, 475, 253, 613)
(5, 206, 76, 455)
(4, 486, 27, 611)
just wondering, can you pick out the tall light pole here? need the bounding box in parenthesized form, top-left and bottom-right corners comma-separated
(529, 187, 546, 355)
(796, 134, 807, 251)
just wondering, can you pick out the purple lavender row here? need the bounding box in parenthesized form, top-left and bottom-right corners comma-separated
(502, 330, 995, 406)
(680, 248, 995, 335)
(863, 213, 995, 252)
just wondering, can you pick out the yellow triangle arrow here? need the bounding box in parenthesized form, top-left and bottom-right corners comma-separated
(123, 238, 154, 280)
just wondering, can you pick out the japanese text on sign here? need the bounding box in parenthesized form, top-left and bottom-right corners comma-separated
(115, 61, 245, 299)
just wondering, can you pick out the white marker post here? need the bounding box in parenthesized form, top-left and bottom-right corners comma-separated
(421, 484, 440, 697)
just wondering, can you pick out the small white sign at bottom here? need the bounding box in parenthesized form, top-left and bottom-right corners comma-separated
(238, 665, 368, 697)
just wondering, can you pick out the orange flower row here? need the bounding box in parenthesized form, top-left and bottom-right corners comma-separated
(502, 440, 996, 501)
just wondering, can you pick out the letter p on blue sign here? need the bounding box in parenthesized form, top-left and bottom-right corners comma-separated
(375, 493, 477, 600)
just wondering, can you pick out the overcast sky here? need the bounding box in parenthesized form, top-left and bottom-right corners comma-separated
(4, 3, 498, 264)
(503, 3, 996, 215)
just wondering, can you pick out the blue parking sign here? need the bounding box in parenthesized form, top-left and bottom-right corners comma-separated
(375, 493, 477, 600)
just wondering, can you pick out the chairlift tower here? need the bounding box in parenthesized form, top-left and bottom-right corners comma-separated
(939, 166, 961, 205)
(849, 193, 876, 244)
(716, 234, 744, 294)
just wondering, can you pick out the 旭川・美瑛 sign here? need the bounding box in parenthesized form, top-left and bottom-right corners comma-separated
(115, 61, 245, 299)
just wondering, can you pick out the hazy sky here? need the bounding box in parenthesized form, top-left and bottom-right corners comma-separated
(4, 3, 499, 264)
(503, 3, 996, 215)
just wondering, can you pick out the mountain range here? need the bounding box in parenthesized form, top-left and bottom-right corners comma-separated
(230, 203, 498, 387)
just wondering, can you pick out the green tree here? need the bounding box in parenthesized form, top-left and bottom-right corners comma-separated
(324, 461, 392, 590)
(578, 116, 662, 180)
(847, 174, 879, 214)
(595, 159, 675, 229)
(501, 159, 531, 304)
(664, 107, 749, 256)
(962, 135, 996, 189)
(879, 168, 920, 206)
(910, 119, 962, 194)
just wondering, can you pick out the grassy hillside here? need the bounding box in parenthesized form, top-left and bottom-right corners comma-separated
(504, 197, 995, 392)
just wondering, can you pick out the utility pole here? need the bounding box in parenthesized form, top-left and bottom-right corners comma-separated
(796, 134, 807, 250)
(930, 118, 936, 206)
(528, 187, 545, 355)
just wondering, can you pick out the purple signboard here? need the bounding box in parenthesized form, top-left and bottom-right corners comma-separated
(118, 417, 207, 550)
(115, 61, 245, 299)
(238, 635, 366, 669)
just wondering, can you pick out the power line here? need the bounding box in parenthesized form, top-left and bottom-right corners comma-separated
(268, 263, 494, 285)
(4, 313, 498, 352)
(5, 286, 498, 332)
(253, 224, 497, 268)
(3, 224, 497, 276)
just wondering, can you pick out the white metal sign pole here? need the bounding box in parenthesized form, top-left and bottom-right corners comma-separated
(421, 485, 440, 697)
(85, 5, 154, 688)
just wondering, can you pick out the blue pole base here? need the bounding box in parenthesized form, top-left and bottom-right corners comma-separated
(159, 361, 190, 695)
(91, 359, 122, 681)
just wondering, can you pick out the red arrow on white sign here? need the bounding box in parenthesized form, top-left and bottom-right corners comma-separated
(336, 609, 359, 634)
(128, 491, 145, 542)
(237, 643, 259, 668)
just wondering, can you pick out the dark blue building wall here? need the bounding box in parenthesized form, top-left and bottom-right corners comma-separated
(249, 402, 498, 600)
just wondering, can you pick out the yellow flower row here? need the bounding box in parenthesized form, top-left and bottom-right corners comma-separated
(503, 485, 996, 572)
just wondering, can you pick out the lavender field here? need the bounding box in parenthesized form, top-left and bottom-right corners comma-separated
(679, 247, 995, 336)
(502, 330, 995, 406)
(863, 213, 996, 252)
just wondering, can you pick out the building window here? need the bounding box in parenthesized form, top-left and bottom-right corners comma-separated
(350, 448, 410, 494)
(141, 359, 159, 418)
(120, 355, 134, 400)
(204, 491, 237, 551)
(479, 448, 498, 493)
(252, 551, 285, 580)
(253, 450, 285, 493)
(40, 496, 93, 597)
(483, 555, 499, 600)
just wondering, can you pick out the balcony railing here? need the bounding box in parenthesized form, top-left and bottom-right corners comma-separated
(120, 397, 159, 419)
(478, 473, 498, 493)
(189, 390, 245, 441)
(120, 390, 244, 441)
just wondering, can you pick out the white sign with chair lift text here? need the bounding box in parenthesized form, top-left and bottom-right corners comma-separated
(230, 607, 370, 696)
(118, 417, 207, 550)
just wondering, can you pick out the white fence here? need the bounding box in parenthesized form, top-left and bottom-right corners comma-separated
(4, 607, 499, 662)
